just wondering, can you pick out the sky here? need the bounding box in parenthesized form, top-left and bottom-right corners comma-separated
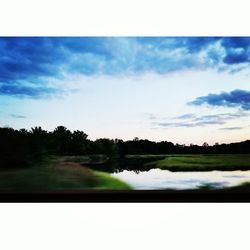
(1, 37, 250, 145)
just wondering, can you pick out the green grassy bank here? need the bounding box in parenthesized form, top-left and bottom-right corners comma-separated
(145, 154, 250, 171)
(0, 156, 130, 191)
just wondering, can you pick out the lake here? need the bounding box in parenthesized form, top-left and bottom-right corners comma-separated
(112, 169, 250, 190)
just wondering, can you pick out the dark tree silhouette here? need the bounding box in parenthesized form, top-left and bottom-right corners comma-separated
(1, 125, 250, 169)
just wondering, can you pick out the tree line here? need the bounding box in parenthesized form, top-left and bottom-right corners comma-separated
(1, 125, 250, 168)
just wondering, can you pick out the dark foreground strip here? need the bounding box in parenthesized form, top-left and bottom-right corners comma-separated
(0, 189, 249, 202)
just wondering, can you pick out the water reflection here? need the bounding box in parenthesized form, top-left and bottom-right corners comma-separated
(112, 169, 250, 190)
(85, 157, 164, 173)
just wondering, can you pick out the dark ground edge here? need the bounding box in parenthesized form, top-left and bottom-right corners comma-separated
(0, 190, 249, 202)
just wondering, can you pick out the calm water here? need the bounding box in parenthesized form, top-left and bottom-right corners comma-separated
(112, 169, 250, 190)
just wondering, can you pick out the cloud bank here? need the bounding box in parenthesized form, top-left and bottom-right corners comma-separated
(189, 89, 250, 110)
(1, 37, 250, 98)
(152, 112, 248, 128)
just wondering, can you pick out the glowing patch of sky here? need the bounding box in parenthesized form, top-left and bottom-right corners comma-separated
(1, 69, 250, 145)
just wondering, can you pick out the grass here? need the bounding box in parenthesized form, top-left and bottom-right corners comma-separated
(0, 156, 131, 191)
(145, 154, 250, 171)
(93, 171, 131, 189)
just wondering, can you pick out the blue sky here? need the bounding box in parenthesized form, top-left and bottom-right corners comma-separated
(1, 37, 250, 144)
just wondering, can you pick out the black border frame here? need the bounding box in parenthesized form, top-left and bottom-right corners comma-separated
(0, 189, 249, 202)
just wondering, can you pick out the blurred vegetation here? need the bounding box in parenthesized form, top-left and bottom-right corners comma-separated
(2, 123, 250, 190)
(0, 156, 130, 191)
